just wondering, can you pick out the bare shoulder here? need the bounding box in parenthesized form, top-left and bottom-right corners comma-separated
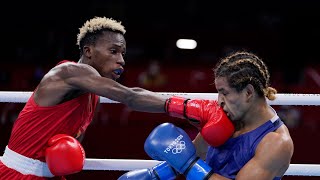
(51, 62, 99, 78)
(38, 62, 98, 87)
(258, 124, 293, 157)
(255, 124, 294, 174)
(263, 124, 293, 151)
(236, 124, 294, 179)
(34, 62, 99, 106)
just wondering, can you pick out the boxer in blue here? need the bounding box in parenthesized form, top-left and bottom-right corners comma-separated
(119, 51, 294, 180)
(198, 51, 294, 180)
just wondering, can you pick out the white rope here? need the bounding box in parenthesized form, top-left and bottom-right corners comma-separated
(1, 91, 320, 176)
(1, 156, 318, 176)
(83, 158, 161, 171)
(83, 159, 320, 176)
(1, 91, 320, 105)
(285, 164, 320, 176)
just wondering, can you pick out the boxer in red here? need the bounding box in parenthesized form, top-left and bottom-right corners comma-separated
(0, 16, 169, 180)
(0, 16, 236, 180)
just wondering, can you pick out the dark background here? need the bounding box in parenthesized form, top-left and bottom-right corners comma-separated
(1, 0, 320, 179)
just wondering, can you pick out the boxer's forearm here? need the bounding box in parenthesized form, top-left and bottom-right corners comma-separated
(193, 133, 209, 160)
(127, 87, 167, 113)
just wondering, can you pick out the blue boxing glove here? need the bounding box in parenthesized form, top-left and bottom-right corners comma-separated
(117, 161, 178, 180)
(144, 123, 213, 180)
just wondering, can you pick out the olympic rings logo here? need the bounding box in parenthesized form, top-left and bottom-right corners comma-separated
(171, 141, 186, 154)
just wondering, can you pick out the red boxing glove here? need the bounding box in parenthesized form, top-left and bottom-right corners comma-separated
(165, 96, 235, 147)
(45, 134, 85, 176)
(200, 104, 234, 147)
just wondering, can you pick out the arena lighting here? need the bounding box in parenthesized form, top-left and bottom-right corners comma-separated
(176, 39, 197, 49)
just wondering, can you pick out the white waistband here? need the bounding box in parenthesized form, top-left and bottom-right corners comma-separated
(1, 146, 54, 177)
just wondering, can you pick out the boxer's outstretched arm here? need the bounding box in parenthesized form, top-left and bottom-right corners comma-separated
(35, 62, 166, 112)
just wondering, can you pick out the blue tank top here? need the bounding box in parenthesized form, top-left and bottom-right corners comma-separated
(205, 114, 284, 180)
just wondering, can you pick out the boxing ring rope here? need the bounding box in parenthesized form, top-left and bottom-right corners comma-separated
(1, 91, 320, 176)
(0, 157, 318, 176)
(1, 91, 320, 105)
(82, 159, 320, 176)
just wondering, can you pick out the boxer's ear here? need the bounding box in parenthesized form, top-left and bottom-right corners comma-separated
(244, 84, 254, 102)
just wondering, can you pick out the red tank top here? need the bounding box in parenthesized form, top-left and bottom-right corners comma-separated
(7, 60, 99, 162)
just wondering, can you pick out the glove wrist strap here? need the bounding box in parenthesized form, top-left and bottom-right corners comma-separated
(165, 97, 190, 119)
(184, 157, 213, 180)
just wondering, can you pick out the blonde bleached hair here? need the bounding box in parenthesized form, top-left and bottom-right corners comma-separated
(76, 17, 126, 53)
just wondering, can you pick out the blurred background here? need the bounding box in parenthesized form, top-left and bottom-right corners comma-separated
(1, 0, 320, 179)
